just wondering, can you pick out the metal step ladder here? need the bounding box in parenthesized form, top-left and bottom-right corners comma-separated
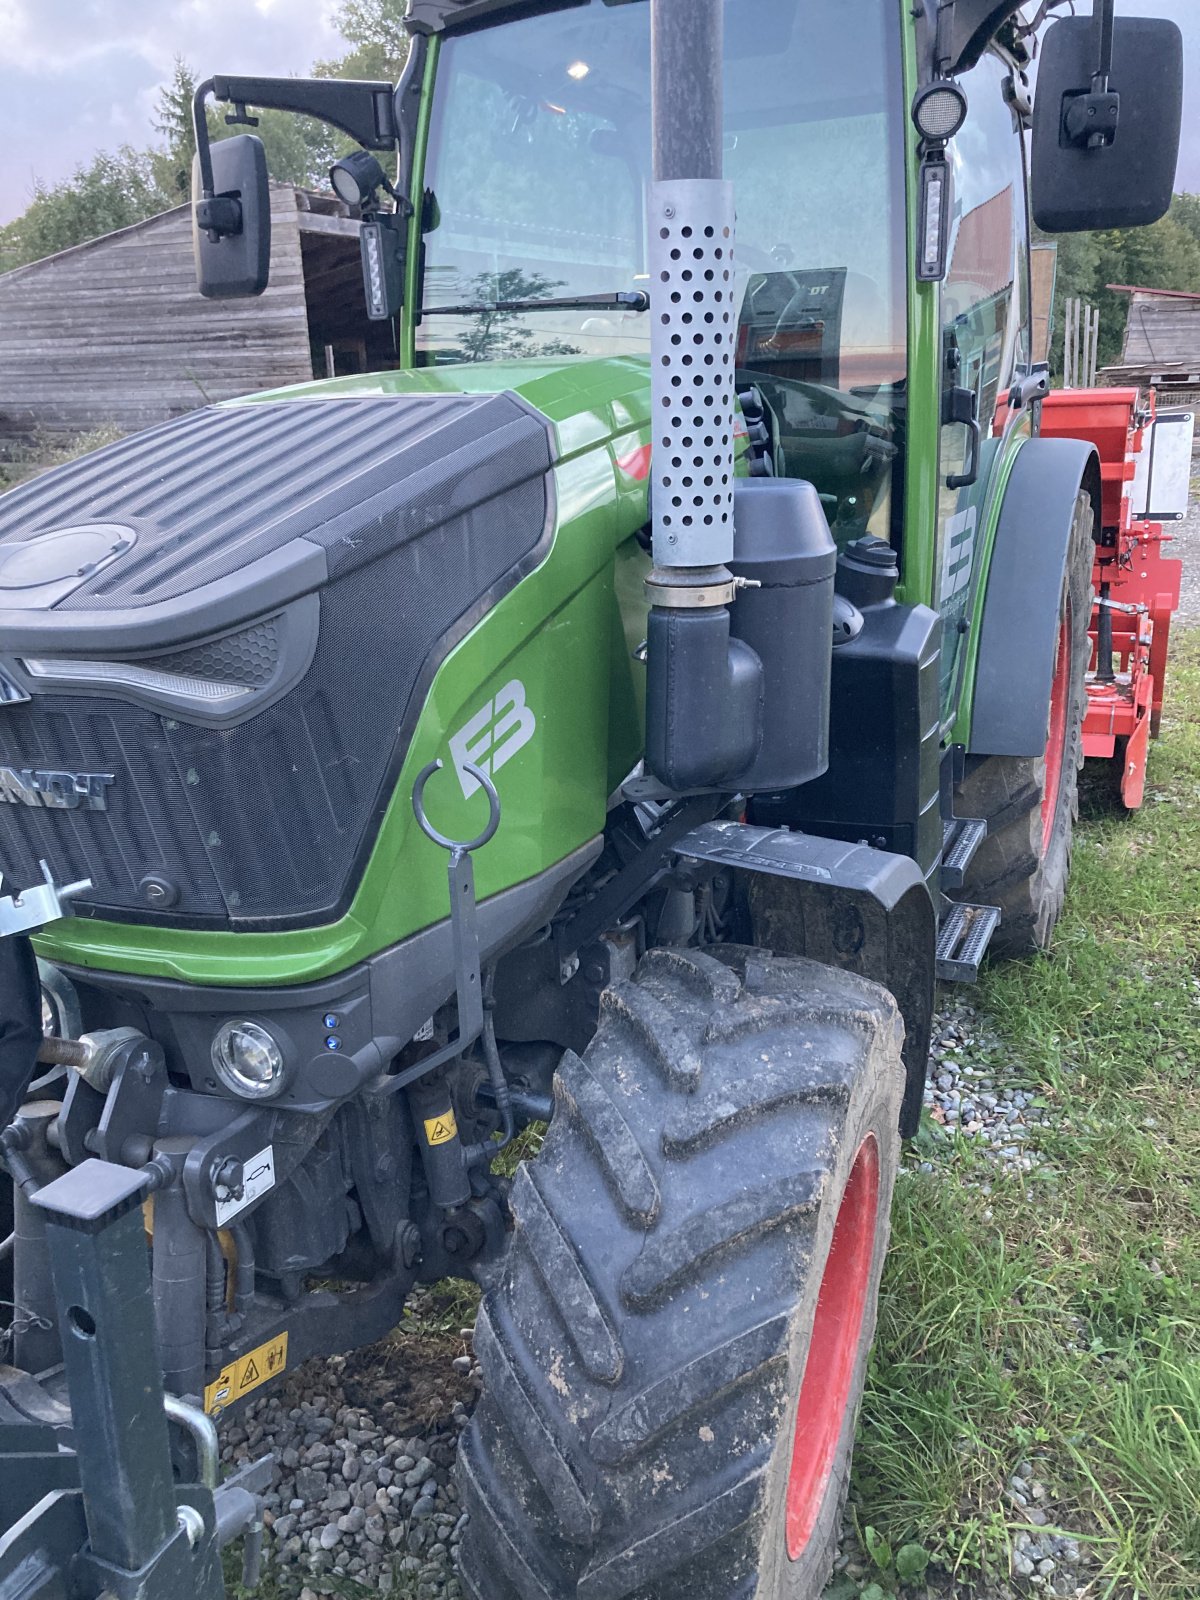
(940, 815, 987, 889)
(936, 900, 1001, 982)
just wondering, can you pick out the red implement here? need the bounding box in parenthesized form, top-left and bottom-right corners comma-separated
(1039, 387, 1185, 809)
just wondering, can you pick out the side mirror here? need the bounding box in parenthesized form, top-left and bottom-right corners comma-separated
(1031, 15, 1182, 233)
(192, 133, 271, 299)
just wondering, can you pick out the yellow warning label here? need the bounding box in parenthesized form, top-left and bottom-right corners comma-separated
(424, 1109, 458, 1147)
(204, 1331, 288, 1414)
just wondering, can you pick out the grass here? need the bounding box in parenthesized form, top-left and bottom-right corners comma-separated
(847, 633, 1200, 1597)
(0, 423, 123, 490)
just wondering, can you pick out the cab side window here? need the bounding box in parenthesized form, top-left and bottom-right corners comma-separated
(936, 52, 1031, 709)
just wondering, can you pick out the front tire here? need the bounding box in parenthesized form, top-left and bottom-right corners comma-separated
(457, 945, 905, 1600)
(955, 489, 1094, 957)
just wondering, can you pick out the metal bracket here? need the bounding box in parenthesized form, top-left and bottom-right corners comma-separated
(0, 861, 91, 939)
(372, 760, 501, 1094)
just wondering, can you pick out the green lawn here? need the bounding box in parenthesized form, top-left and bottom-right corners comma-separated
(847, 634, 1200, 1598)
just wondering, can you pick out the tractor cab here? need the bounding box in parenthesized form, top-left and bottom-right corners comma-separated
(413, 0, 906, 546)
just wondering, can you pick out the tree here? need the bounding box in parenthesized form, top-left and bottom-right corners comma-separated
(0, 148, 171, 269)
(152, 57, 203, 199)
(446, 269, 582, 363)
(316, 0, 410, 81)
(1040, 198, 1200, 377)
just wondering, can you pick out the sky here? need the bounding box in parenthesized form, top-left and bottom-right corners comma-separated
(0, 0, 1196, 225)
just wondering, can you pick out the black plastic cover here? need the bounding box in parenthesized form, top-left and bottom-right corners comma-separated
(405, 0, 588, 35)
(755, 591, 943, 881)
(729, 477, 835, 792)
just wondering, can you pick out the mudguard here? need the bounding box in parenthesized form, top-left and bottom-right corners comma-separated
(969, 436, 1100, 758)
(673, 821, 935, 1136)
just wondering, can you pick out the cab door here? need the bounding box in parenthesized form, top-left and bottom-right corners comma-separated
(935, 51, 1033, 716)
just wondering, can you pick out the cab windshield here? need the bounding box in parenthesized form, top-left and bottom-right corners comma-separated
(418, 0, 907, 546)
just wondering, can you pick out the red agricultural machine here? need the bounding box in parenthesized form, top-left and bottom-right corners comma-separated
(1043, 388, 1192, 809)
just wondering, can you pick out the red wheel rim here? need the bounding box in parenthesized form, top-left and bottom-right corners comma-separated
(785, 1135, 880, 1561)
(1041, 605, 1072, 856)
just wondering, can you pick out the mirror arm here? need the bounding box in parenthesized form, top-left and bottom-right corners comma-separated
(210, 76, 398, 152)
(192, 79, 246, 243)
(193, 78, 218, 202)
(1062, 0, 1120, 150)
(1093, 0, 1115, 89)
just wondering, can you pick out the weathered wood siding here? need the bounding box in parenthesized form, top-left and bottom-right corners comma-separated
(0, 186, 314, 439)
(1121, 291, 1200, 366)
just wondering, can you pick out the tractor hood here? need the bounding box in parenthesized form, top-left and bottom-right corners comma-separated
(0, 381, 558, 930)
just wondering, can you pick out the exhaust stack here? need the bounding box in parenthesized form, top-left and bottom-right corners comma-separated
(644, 0, 763, 790)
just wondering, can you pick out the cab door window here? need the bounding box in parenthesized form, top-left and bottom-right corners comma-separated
(936, 51, 1031, 708)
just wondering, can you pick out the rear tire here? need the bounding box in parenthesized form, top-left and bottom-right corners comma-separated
(955, 490, 1094, 957)
(457, 945, 905, 1600)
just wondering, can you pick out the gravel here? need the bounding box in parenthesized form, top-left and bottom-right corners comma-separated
(219, 1302, 479, 1597)
(916, 998, 1051, 1179)
(219, 996, 1082, 1599)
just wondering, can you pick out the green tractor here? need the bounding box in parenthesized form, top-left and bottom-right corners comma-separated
(0, 2, 1185, 1597)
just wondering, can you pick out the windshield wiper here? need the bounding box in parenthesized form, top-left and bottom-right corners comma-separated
(422, 290, 650, 315)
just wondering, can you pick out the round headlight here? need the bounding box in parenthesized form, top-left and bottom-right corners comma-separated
(211, 1020, 286, 1099)
(912, 81, 969, 143)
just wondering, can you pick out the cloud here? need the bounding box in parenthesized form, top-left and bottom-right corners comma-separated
(1, 0, 1197, 224)
(0, 0, 341, 221)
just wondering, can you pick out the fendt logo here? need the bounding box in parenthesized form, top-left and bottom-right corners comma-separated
(0, 766, 114, 812)
(448, 679, 537, 799)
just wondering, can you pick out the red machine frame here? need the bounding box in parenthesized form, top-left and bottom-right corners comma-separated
(1039, 387, 1184, 809)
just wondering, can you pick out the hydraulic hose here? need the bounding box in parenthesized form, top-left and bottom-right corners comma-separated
(0, 934, 42, 1131)
(462, 973, 514, 1166)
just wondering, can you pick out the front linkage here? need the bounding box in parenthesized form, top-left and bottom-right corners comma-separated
(1, 870, 269, 1600)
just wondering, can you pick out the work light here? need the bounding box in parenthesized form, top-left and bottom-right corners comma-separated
(329, 149, 392, 209)
(211, 1019, 287, 1099)
(912, 81, 969, 143)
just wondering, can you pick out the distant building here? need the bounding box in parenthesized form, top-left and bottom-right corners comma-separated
(0, 185, 389, 447)
(1100, 284, 1200, 406)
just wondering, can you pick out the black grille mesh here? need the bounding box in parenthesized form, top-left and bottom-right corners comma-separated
(137, 619, 281, 687)
(0, 697, 227, 917)
(0, 394, 553, 925)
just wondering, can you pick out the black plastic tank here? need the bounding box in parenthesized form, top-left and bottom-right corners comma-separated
(729, 477, 836, 791)
(754, 536, 943, 882)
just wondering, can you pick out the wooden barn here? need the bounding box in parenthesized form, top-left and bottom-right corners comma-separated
(0, 184, 394, 447)
(1100, 284, 1200, 407)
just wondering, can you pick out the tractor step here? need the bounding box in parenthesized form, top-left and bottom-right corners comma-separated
(936, 901, 1001, 982)
(940, 816, 987, 889)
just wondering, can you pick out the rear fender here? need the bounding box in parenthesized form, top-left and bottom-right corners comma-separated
(673, 821, 935, 1136)
(968, 437, 1100, 758)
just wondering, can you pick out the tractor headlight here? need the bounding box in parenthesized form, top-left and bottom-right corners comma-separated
(211, 1020, 286, 1099)
(911, 81, 968, 143)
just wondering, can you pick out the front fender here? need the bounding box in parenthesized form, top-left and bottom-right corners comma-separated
(968, 436, 1100, 758)
(673, 821, 935, 1137)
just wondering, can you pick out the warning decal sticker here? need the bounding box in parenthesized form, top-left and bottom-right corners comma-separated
(204, 1331, 288, 1414)
(424, 1110, 458, 1147)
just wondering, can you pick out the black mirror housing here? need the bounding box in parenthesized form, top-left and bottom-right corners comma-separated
(192, 133, 272, 299)
(1031, 15, 1182, 234)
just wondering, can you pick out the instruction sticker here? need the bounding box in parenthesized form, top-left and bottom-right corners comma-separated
(214, 1144, 276, 1226)
(204, 1331, 288, 1414)
(424, 1109, 458, 1147)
